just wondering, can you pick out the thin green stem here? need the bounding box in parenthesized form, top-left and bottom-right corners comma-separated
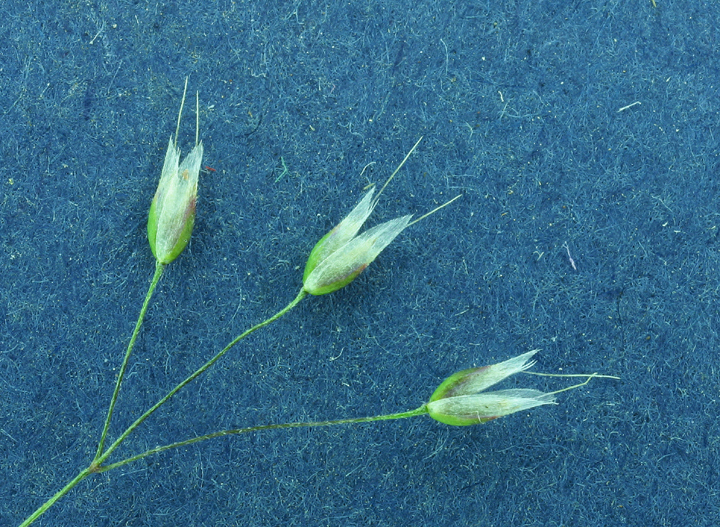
(20, 287, 308, 527)
(95, 260, 165, 460)
(97, 287, 308, 464)
(18, 468, 93, 527)
(97, 405, 429, 473)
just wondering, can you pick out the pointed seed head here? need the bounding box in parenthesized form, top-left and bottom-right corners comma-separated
(147, 80, 203, 265)
(427, 351, 557, 426)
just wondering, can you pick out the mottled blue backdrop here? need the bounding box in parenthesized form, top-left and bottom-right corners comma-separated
(2, 1, 718, 525)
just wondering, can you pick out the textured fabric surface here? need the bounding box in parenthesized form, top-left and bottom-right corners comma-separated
(3, 1, 718, 525)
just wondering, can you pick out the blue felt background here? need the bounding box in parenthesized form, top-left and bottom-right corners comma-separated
(2, 0, 719, 525)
